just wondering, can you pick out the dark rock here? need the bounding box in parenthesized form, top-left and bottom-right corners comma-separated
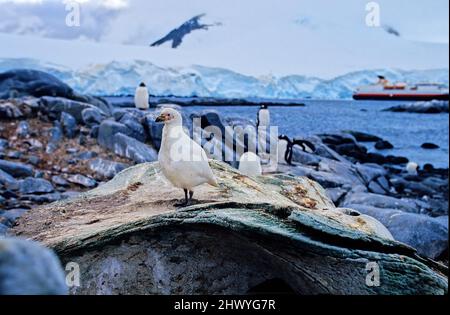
(384, 155, 408, 164)
(119, 113, 146, 142)
(318, 133, 356, 146)
(0, 102, 23, 119)
(39, 96, 103, 123)
(354, 163, 387, 184)
(291, 148, 321, 166)
(143, 113, 163, 150)
(67, 174, 97, 188)
(421, 142, 439, 149)
(82, 107, 106, 127)
(97, 120, 134, 150)
(51, 175, 69, 187)
(333, 143, 368, 161)
(89, 158, 129, 179)
(60, 112, 77, 138)
(383, 100, 449, 114)
(76, 151, 98, 160)
(0, 160, 34, 177)
(0, 69, 74, 99)
(45, 123, 63, 154)
(375, 140, 394, 150)
(66, 147, 78, 154)
(342, 130, 382, 142)
(342, 192, 419, 213)
(16, 121, 30, 138)
(113, 133, 158, 163)
(19, 177, 54, 194)
(347, 204, 448, 259)
(78, 134, 87, 146)
(89, 125, 99, 138)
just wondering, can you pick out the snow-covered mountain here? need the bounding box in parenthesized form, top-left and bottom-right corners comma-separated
(0, 58, 447, 99)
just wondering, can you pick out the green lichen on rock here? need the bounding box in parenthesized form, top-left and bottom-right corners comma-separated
(12, 160, 447, 295)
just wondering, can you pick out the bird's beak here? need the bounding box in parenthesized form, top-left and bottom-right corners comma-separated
(155, 114, 165, 122)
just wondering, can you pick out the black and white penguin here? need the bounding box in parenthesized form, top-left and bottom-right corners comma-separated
(292, 138, 316, 154)
(134, 82, 149, 110)
(256, 104, 270, 128)
(277, 135, 316, 165)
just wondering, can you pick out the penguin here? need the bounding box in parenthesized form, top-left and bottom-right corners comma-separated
(256, 104, 270, 128)
(406, 162, 419, 176)
(134, 82, 149, 110)
(292, 138, 316, 154)
(278, 134, 294, 165)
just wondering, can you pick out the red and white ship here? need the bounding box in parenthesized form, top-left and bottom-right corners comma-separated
(353, 76, 449, 101)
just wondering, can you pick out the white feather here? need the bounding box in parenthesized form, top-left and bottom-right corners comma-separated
(239, 152, 262, 176)
(134, 86, 149, 109)
(158, 108, 217, 190)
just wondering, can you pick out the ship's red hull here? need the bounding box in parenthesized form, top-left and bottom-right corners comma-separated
(353, 93, 449, 101)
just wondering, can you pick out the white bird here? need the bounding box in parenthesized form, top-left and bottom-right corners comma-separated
(257, 104, 270, 128)
(156, 108, 218, 206)
(406, 162, 419, 175)
(238, 152, 262, 177)
(134, 82, 149, 110)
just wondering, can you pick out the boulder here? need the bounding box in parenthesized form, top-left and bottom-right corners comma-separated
(342, 130, 382, 142)
(0, 101, 23, 119)
(0, 159, 34, 178)
(118, 113, 146, 142)
(421, 142, 440, 149)
(97, 120, 133, 150)
(347, 204, 448, 260)
(12, 161, 447, 295)
(0, 69, 74, 99)
(81, 107, 106, 127)
(0, 169, 18, 188)
(89, 158, 129, 179)
(45, 123, 63, 154)
(60, 112, 77, 139)
(375, 140, 394, 150)
(113, 133, 158, 163)
(67, 174, 97, 188)
(39, 96, 102, 123)
(19, 177, 54, 194)
(342, 192, 420, 213)
(0, 238, 68, 295)
(383, 100, 449, 114)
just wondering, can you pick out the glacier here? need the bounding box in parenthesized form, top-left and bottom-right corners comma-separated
(0, 58, 448, 99)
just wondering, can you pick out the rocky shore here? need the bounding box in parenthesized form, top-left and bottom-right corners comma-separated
(1, 69, 448, 278)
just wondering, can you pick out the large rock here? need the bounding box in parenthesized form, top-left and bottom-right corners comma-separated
(347, 204, 448, 259)
(0, 69, 74, 99)
(383, 100, 449, 114)
(0, 238, 68, 294)
(113, 133, 158, 163)
(39, 96, 103, 123)
(60, 112, 77, 139)
(0, 101, 23, 119)
(342, 192, 421, 213)
(89, 158, 129, 179)
(142, 112, 164, 150)
(0, 159, 34, 178)
(12, 161, 447, 295)
(19, 177, 54, 194)
(81, 107, 106, 127)
(97, 120, 133, 150)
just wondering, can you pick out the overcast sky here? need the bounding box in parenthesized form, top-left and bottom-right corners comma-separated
(0, 0, 448, 45)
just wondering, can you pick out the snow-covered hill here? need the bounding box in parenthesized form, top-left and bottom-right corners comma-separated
(0, 58, 447, 99)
